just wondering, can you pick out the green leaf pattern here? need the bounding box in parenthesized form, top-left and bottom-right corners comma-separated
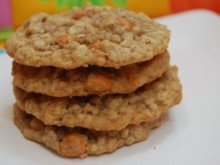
(39, 0, 127, 8)
(113, 0, 127, 8)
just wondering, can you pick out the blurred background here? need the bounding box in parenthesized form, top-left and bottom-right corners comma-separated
(0, 0, 220, 49)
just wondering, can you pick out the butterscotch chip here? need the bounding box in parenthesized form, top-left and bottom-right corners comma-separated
(13, 105, 165, 158)
(53, 34, 79, 47)
(30, 118, 44, 130)
(88, 41, 103, 50)
(5, 5, 170, 69)
(14, 66, 182, 131)
(61, 133, 88, 157)
(86, 72, 112, 93)
(12, 51, 169, 97)
(117, 17, 133, 29)
(72, 10, 87, 19)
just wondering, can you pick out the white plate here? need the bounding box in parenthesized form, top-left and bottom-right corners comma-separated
(1, 10, 220, 165)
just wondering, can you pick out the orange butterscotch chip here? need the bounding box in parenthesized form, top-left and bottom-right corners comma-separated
(88, 41, 109, 63)
(88, 41, 103, 51)
(61, 133, 87, 157)
(54, 34, 78, 46)
(86, 72, 112, 93)
(30, 118, 44, 130)
(72, 10, 87, 19)
(117, 17, 132, 29)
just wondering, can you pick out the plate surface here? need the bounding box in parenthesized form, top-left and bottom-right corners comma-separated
(1, 10, 220, 165)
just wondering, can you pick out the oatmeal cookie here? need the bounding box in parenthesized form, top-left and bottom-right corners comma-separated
(12, 51, 169, 97)
(14, 66, 182, 131)
(5, 5, 170, 69)
(14, 104, 165, 158)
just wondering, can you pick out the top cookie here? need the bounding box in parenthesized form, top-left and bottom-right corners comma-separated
(5, 5, 170, 69)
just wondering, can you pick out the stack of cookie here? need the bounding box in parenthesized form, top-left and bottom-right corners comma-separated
(5, 5, 182, 158)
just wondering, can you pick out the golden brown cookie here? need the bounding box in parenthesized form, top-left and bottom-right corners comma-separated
(14, 66, 182, 131)
(12, 51, 169, 97)
(14, 104, 165, 158)
(5, 5, 170, 69)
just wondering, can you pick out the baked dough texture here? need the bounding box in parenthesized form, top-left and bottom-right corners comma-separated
(14, 66, 182, 131)
(12, 51, 169, 97)
(14, 104, 165, 158)
(5, 5, 170, 69)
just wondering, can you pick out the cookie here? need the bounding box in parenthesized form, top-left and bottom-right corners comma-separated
(14, 66, 182, 131)
(14, 104, 165, 158)
(5, 5, 170, 69)
(12, 51, 169, 97)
